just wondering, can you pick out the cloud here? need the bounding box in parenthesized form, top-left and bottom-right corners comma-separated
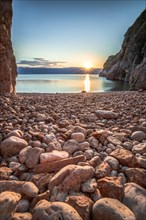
(17, 58, 67, 68)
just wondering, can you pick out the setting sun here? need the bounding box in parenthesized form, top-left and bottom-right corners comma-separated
(84, 62, 92, 70)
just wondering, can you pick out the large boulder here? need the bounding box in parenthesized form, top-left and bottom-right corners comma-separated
(97, 177, 124, 201)
(40, 150, 69, 164)
(49, 165, 95, 192)
(32, 200, 82, 220)
(92, 198, 136, 220)
(33, 155, 85, 174)
(65, 195, 93, 220)
(122, 182, 146, 220)
(125, 168, 146, 187)
(25, 147, 44, 168)
(110, 148, 139, 167)
(0, 136, 27, 156)
(0, 191, 21, 220)
(0, 180, 25, 194)
(0, 180, 39, 198)
(30, 173, 53, 193)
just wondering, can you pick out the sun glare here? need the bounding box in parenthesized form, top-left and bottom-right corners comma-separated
(84, 62, 92, 70)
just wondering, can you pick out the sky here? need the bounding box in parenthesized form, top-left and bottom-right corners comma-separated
(12, 0, 146, 68)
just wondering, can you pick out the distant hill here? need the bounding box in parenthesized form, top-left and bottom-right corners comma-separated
(18, 67, 100, 75)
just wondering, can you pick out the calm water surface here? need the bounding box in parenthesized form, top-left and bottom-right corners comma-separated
(16, 74, 129, 93)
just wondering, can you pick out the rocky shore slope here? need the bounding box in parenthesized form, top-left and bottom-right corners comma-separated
(100, 9, 146, 90)
(0, 92, 146, 220)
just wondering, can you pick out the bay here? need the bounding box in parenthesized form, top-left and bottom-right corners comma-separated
(16, 74, 129, 93)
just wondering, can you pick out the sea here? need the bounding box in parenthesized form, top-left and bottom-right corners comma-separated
(16, 74, 129, 93)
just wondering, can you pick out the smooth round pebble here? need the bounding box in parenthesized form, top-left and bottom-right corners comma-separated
(104, 156, 119, 170)
(16, 199, 29, 212)
(84, 149, 94, 160)
(22, 182, 38, 198)
(110, 170, 118, 176)
(131, 131, 146, 142)
(71, 132, 85, 143)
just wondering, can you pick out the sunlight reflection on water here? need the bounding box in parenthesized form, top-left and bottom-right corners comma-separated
(84, 74, 90, 92)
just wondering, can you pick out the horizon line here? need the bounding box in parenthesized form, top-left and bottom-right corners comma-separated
(17, 66, 101, 69)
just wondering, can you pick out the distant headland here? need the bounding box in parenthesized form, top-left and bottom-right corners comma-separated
(18, 67, 101, 75)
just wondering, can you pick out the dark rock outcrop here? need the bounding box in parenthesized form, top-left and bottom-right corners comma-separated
(101, 9, 146, 90)
(0, 0, 17, 94)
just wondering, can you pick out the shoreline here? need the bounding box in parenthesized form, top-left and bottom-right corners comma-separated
(15, 90, 146, 95)
(0, 89, 146, 97)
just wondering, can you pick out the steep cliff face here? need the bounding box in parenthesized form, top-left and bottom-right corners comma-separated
(101, 9, 146, 90)
(0, 0, 17, 94)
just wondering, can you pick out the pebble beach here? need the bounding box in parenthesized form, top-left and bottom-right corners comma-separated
(0, 91, 146, 220)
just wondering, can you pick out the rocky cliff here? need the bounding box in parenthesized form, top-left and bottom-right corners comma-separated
(0, 0, 17, 94)
(100, 9, 146, 90)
